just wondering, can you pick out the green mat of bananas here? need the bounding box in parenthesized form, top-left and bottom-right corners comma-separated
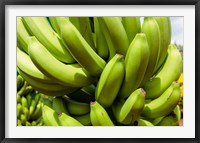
(17, 17, 183, 126)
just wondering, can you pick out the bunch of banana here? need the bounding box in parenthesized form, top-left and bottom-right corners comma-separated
(17, 16, 183, 126)
(17, 74, 44, 126)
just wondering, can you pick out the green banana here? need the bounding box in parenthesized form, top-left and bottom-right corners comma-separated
(30, 101, 42, 121)
(52, 97, 69, 115)
(69, 17, 81, 32)
(142, 81, 180, 118)
(17, 47, 52, 83)
(90, 101, 114, 126)
(136, 118, 154, 126)
(17, 17, 31, 53)
(21, 96, 28, 109)
(101, 17, 129, 55)
(17, 80, 29, 96)
(95, 54, 125, 108)
(22, 17, 75, 63)
(143, 44, 183, 99)
(64, 97, 90, 115)
(41, 95, 53, 108)
(55, 17, 106, 76)
(94, 17, 109, 59)
(157, 114, 179, 126)
(97, 17, 116, 61)
(121, 17, 141, 44)
(18, 69, 78, 95)
(141, 17, 161, 84)
(42, 105, 60, 126)
(153, 17, 171, 73)
(17, 103, 22, 118)
(118, 33, 150, 99)
(28, 93, 41, 118)
(58, 112, 83, 126)
(77, 17, 96, 50)
(112, 88, 146, 125)
(73, 113, 91, 126)
(28, 36, 97, 87)
(17, 74, 24, 91)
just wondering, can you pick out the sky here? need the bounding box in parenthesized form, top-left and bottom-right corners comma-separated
(140, 17, 183, 46)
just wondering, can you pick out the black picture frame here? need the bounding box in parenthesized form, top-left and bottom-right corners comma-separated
(0, 0, 200, 143)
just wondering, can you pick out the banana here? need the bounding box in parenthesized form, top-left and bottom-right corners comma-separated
(22, 107, 30, 120)
(77, 17, 96, 51)
(17, 103, 22, 118)
(18, 69, 78, 94)
(67, 84, 95, 103)
(141, 17, 161, 84)
(101, 17, 129, 55)
(95, 54, 125, 108)
(29, 93, 41, 118)
(41, 95, 53, 108)
(69, 17, 81, 32)
(142, 81, 180, 118)
(17, 17, 31, 53)
(21, 96, 29, 109)
(97, 17, 116, 61)
(112, 88, 146, 125)
(121, 17, 141, 44)
(153, 17, 171, 72)
(22, 17, 75, 63)
(118, 33, 150, 99)
(90, 101, 114, 126)
(17, 94, 21, 103)
(20, 114, 27, 125)
(136, 118, 154, 126)
(30, 101, 42, 121)
(17, 74, 24, 91)
(174, 105, 181, 122)
(54, 17, 106, 76)
(156, 114, 179, 126)
(58, 112, 83, 126)
(52, 97, 69, 115)
(17, 47, 52, 83)
(42, 105, 60, 126)
(64, 97, 90, 115)
(17, 80, 29, 96)
(28, 36, 97, 87)
(143, 44, 183, 99)
(94, 17, 109, 60)
(73, 113, 91, 126)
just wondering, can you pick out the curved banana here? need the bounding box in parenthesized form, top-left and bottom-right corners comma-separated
(153, 17, 171, 73)
(55, 17, 106, 76)
(73, 113, 91, 126)
(18, 69, 78, 95)
(101, 17, 129, 55)
(142, 81, 180, 118)
(17, 74, 24, 91)
(52, 97, 69, 115)
(137, 118, 154, 126)
(17, 47, 52, 83)
(42, 105, 60, 126)
(58, 112, 83, 126)
(157, 114, 179, 126)
(28, 36, 97, 87)
(121, 17, 141, 44)
(90, 101, 114, 126)
(97, 17, 116, 61)
(94, 17, 109, 59)
(77, 17, 96, 51)
(141, 17, 161, 84)
(95, 54, 125, 108)
(112, 88, 146, 125)
(17, 17, 31, 53)
(22, 17, 75, 63)
(118, 33, 150, 99)
(143, 44, 182, 99)
(64, 97, 90, 115)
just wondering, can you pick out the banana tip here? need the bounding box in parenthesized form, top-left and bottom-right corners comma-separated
(141, 88, 146, 95)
